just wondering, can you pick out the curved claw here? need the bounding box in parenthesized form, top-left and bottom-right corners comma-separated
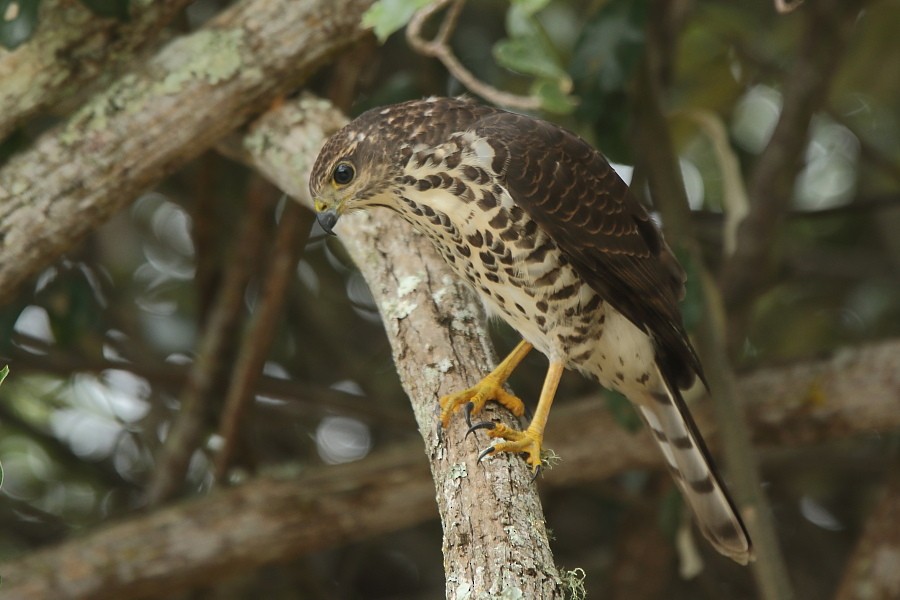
(465, 402, 476, 429)
(477, 445, 496, 463)
(530, 464, 542, 483)
(466, 421, 496, 439)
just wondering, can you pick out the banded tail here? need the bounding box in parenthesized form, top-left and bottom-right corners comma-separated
(636, 371, 753, 564)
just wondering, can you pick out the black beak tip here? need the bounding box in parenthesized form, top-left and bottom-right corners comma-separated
(316, 209, 339, 236)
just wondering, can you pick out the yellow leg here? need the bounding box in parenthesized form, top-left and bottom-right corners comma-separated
(483, 360, 564, 471)
(439, 340, 533, 427)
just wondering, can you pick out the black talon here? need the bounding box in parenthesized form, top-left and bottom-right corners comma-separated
(530, 464, 542, 483)
(522, 403, 534, 424)
(477, 445, 496, 463)
(466, 421, 496, 439)
(465, 402, 476, 428)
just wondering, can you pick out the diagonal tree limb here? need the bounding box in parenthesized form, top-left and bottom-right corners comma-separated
(0, 0, 193, 142)
(1, 335, 898, 599)
(0, 0, 375, 308)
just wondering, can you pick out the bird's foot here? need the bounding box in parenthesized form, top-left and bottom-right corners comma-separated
(439, 376, 526, 428)
(470, 422, 544, 473)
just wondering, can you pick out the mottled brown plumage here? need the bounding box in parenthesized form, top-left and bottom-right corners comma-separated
(309, 97, 752, 564)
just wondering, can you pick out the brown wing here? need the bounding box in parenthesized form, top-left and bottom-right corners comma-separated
(471, 111, 703, 389)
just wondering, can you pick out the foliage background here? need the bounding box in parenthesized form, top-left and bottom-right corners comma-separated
(1, 0, 899, 598)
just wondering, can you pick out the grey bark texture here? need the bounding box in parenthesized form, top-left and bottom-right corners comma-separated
(0, 0, 374, 306)
(0, 0, 193, 141)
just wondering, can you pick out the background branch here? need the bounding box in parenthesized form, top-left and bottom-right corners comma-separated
(719, 0, 865, 334)
(143, 182, 271, 505)
(0, 0, 375, 307)
(0, 0, 192, 141)
(1, 334, 897, 598)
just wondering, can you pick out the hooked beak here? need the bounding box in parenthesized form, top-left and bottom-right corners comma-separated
(315, 207, 340, 236)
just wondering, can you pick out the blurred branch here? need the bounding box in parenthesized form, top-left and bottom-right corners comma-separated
(0, 401, 137, 492)
(834, 461, 900, 600)
(228, 94, 565, 596)
(634, 3, 792, 596)
(406, 0, 543, 111)
(0, 445, 436, 600)
(6, 333, 412, 427)
(143, 181, 272, 505)
(0, 0, 375, 308)
(213, 201, 314, 479)
(2, 337, 898, 598)
(719, 0, 865, 330)
(0, 0, 192, 142)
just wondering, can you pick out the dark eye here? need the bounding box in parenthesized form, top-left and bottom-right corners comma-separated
(333, 162, 355, 185)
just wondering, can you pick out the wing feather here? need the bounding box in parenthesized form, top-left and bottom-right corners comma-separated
(470, 111, 703, 388)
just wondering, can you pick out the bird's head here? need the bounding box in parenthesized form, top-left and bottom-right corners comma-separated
(309, 122, 397, 235)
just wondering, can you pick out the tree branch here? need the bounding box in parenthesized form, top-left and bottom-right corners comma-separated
(1, 336, 897, 598)
(0, 0, 192, 141)
(0, 0, 375, 307)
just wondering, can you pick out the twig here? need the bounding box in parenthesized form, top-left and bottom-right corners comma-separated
(213, 201, 314, 480)
(143, 183, 271, 505)
(406, 0, 542, 111)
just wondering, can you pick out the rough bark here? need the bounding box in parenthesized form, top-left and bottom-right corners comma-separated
(0, 0, 192, 141)
(0, 0, 374, 307)
(0, 334, 898, 599)
(230, 95, 565, 598)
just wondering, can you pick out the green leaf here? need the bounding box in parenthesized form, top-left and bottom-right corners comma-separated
(493, 37, 570, 83)
(362, 0, 431, 43)
(570, 0, 648, 161)
(510, 0, 550, 17)
(0, 0, 41, 50)
(531, 78, 576, 115)
(78, 0, 129, 20)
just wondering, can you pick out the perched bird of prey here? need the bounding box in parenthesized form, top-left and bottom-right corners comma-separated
(309, 97, 752, 564)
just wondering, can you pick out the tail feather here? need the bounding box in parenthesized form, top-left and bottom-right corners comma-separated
(635, 374, 753, 564)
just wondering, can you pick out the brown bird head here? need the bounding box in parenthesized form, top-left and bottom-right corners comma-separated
(309, 116, 401, 235)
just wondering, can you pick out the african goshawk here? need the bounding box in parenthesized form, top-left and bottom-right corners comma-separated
(309, 97, 752, 564)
